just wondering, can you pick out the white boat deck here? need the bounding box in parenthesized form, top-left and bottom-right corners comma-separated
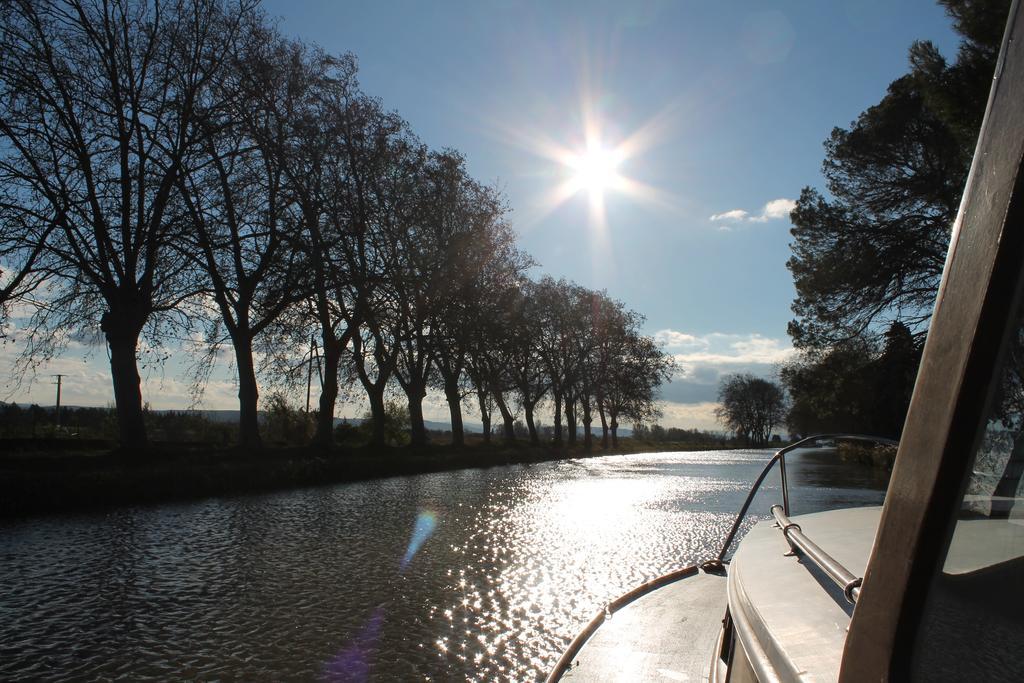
(728, 506, 882, 682)
(558, 507, 885, 683)
(562, 571, 728, 682)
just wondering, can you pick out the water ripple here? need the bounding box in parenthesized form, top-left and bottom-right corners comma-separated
(0, 449, 885, 681)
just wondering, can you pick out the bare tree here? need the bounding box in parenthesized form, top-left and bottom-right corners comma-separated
(0, 0, 255, 446)
(0, 221, 52, 329)
(384, 148, 449, 447)
(177, 22, 306, 447)
(464, 281, 521, 443)
(281, 50, 405, 448)
(716, 373, 786, 446)
(590, 296, 631, 448)
(602, 322, 673, 447)
(428, 157, 524, 446)
(567, 288, 610, 450)
(502, 281, 549, 444)
(533, 277, 592, 446)
(336, 107, 420, 449)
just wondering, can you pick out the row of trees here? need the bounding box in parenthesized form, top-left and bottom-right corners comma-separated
(454, 276, 674, 450)
(630, 423, 731, 447)
(0, 0, 672, 450)
(782, 0, 1009, 437)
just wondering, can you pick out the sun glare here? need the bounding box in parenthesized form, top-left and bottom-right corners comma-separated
(491, 97, 683, 236)
(567, 144, 623, 198)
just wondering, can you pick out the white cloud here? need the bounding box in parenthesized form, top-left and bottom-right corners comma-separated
(762, 197, 796, 219)
(653, 329, 706, 349)
(657, 330, 794, 367)
(710, 197, 796, 226)
(709, 208, 749, 222)
(722, 334, 795, 364)
(655, 401, 722, 431)
(749, 198, 796, 223)
(655, 330, 793, 430)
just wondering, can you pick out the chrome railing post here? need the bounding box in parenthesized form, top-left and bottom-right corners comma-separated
(715, 451, 781, 562)
(779, 452, 790, 516)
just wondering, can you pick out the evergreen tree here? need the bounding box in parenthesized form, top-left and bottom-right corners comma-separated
(783, 0, 1008, 436)
(787, 0, 1010, 349)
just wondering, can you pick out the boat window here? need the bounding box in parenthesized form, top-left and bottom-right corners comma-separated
(945, 305, 1024, 574)
(782, 440, 891, 517)
(911, 288, 1024, 680)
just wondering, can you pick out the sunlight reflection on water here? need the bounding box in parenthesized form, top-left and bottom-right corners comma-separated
(0, 449, 885, 681)
(422, 453, 754, 681)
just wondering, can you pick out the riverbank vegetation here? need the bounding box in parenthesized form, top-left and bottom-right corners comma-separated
(0, 442, 588, 517)
(0, 428, 741, 518)
(0, 394, 753, 517)
(2, 397, 740, 455)
(0, 0, 672, 456)
(837, 441, 899, 473)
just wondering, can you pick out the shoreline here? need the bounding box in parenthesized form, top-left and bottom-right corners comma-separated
(0, 439, 738, 519)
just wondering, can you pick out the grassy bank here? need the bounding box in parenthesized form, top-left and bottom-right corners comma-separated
(0, 438, 735, 518)
(837, 441, 898, 471)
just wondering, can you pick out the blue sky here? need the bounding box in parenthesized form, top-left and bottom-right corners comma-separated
(3, 1, 961, 430)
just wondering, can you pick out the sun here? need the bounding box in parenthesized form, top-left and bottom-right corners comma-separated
(493, 102, 679, 233)
(567, 143, 623, 198)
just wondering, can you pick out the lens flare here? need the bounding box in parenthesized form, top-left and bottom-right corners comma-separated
(322, 606, 385, 683)
(323, 509, 438, 680)
(400, 509, 438, 572)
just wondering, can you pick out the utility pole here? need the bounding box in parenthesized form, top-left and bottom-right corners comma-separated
(53, 374, 64, 428)
(305, 335, 324, 417)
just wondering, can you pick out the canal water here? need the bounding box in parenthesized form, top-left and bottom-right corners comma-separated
(0, 449, 887, 681)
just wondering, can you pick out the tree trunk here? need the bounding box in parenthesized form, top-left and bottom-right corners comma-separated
(566, 400, 577, 445)
(367, 385, 387, 448)
(445, 380, 465, 447)
(582, 402, 593, 451)
(610, 414, 619, 448)
(525, 402, 539, 445)
(102, 311, 147, 448)
(598, 402, 609, 449)
(494, 391, 515, 442)
(476, 389, 491, 445)
(480, 407, 491, 444)
(233, 332, 262, 448)
(408, 382, 428, 447)
(552, 392, 563, 445)
(314, 334, 342, 449)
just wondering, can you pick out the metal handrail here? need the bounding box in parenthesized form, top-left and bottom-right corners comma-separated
(770, 504, 863, 603)
(714, 433, 897, 563)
